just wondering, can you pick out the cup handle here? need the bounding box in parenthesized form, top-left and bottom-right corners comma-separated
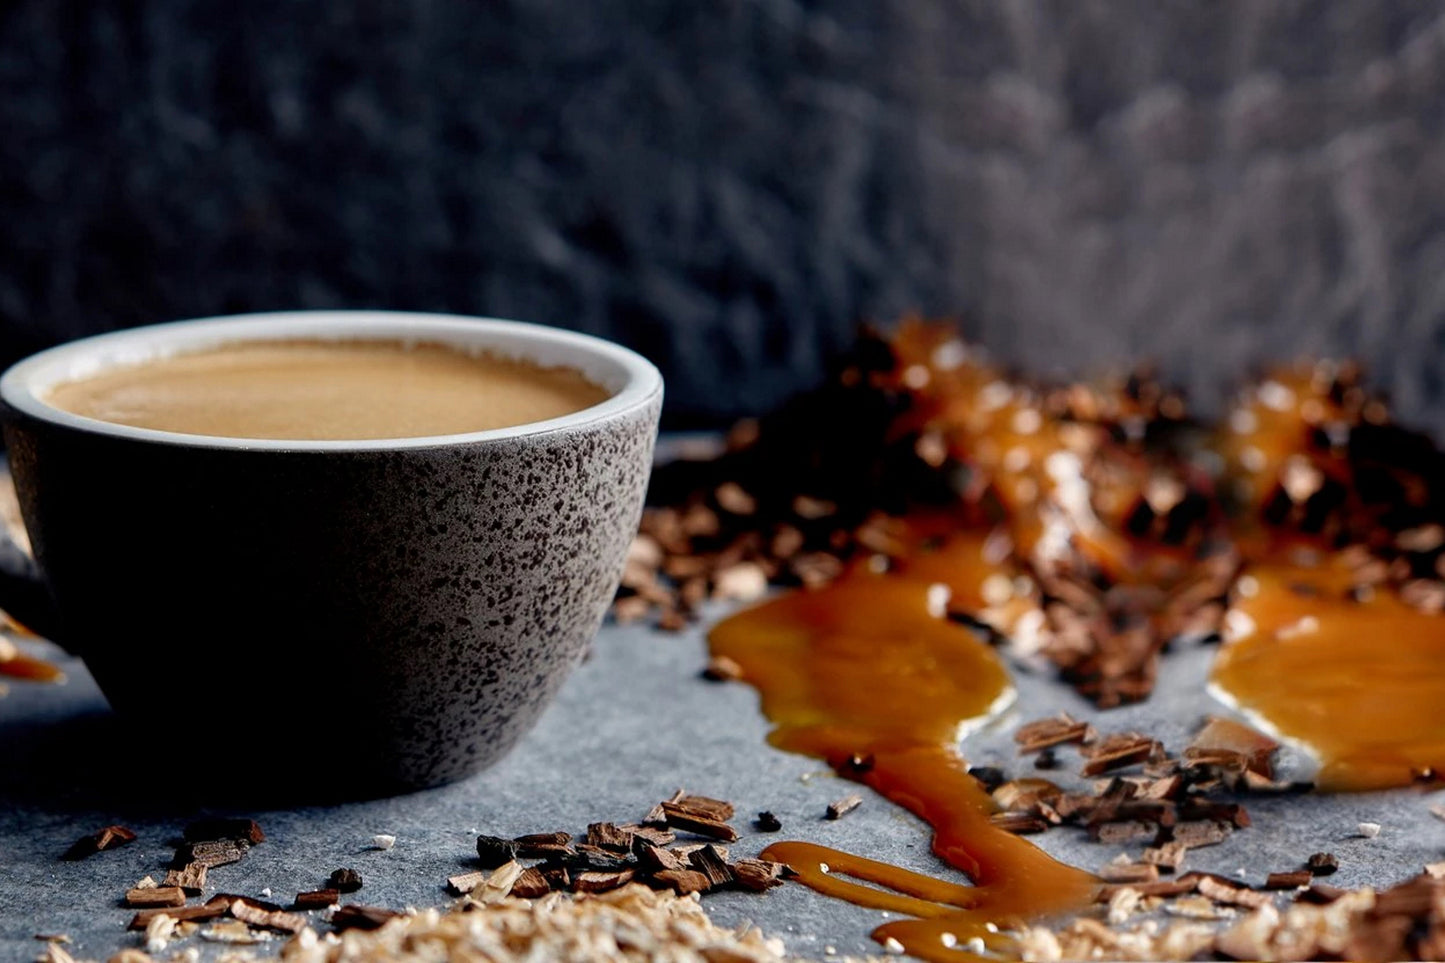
(0, 525, 64, 646)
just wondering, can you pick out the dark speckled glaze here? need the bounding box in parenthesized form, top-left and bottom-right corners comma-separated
(0, 313, 661, 793)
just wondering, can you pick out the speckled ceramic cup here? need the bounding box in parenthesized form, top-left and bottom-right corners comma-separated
(0, 311, 662, 793)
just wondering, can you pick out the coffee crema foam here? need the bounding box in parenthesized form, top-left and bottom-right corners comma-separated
(44, 339, 612, 440)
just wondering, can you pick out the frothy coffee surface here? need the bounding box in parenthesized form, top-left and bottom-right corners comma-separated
(45, 339, 612, 440)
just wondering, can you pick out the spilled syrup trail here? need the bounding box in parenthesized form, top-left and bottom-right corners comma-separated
(709, 535, 1098, 961)
(0, 649, 64, 683)
(1212, 555, 1445, 792)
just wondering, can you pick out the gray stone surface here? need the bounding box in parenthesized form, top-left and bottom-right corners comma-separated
(2, 601, 1442, 961)
(3, 3, 1445, 427)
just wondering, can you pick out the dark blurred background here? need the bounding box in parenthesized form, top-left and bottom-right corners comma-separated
(2, 1, 1444, 428)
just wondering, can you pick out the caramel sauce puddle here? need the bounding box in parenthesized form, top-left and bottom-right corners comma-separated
(0, 651, 65, 683)
(709, 535, 1098, 961)
(706, 342, 1442, 957)
(1212, 552, 1445, 792)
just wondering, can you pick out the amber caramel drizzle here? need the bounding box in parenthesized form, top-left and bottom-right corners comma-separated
(709, 537, 1098, 961)
(0, 650, 65, 683)
(706, 335, 1445, 958)
(1212, 556, 1445, 792)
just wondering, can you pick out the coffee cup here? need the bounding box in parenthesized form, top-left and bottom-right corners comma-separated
(0, 311, 662, 793)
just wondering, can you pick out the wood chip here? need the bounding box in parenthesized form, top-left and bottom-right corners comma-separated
(446, 871, 488, 896)
(1195, 874, 1272, 908)
(1185, 717, 1278, 779)
(731, 858, 788, 892)
(470, 861, 524, 903)
(634, 841, 686, 874)
(292, 889, 340, 910)
(687, 844, 735, 889)
(183, 819, 265, 846)
(173, 839, 248, 869)
(1015, 714, 1094, 753)
(618, 823, 675, 847)
(476, 835, 520, 866)
(1142, 841, 1187, 873)
(1142, 774, 1184, 801)
(163, 863, 207, 896)
(125, 887, 186, 909)
(207, 893, 284, 912)
(328, 868, 364, 893)
(1112, 877, 1200, 898)
(989, 811, 1050, 834)
(1297, 883, 1347, 904)
(1179, 798, 1250, 828)
(330, 905, 400, 932)
(1081, 734, 1163, 776)
(513, 832, 573, 858)
(660, 802, 739, 841)
(127, 903, 230, 930)
(1092, 820, 1157, 844)
(61, 825, 136, 861)
(584, 822, 635, 852)
(1165, 895, 1234, 920)
(825, 794, 863, 820)
(573, 844, 633, 872)
(1170, 820, 1233, 849)
(228, 900, 306, 934)
(1099, 862, 1160, 884)
(572, 869, 636, 894)
(39, 944, 77, 963)
(653, 869, 711, 895)
(509, 867, 551, 899)
(1263, 869, 1313, 890)
(671, 795, 735, 821)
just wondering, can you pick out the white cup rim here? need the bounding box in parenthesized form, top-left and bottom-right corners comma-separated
(0, 311, 664, 452)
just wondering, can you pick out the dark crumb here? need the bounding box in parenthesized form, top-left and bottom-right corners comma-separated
(755, 811, 783, 832)
(1033, 748, 1059, 770)
(1306, 852, 1340, 876)
(967, 766, 1006, 793)
(328, 868, 364, 893)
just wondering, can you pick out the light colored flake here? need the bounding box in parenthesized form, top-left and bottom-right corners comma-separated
(371, 834, 396, 850)
(144, 914, 177, 954)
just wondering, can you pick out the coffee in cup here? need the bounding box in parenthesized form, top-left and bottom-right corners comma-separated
(43, 339, 612, 441)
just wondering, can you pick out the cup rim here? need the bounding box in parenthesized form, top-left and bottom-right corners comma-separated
(0, 311, 663, 452)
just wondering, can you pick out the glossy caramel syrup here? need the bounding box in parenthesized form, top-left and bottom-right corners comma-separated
(710, 535, 1099, 961)
(1213, 555, 1445, 791)
(1207, 363, 1445, 790)
(0, 649, 64, 683)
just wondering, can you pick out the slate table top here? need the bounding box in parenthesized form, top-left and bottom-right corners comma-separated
(2, 450, 1443, 961)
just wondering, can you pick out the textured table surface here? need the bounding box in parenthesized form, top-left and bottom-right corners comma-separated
(2, 601, 1443, 961)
